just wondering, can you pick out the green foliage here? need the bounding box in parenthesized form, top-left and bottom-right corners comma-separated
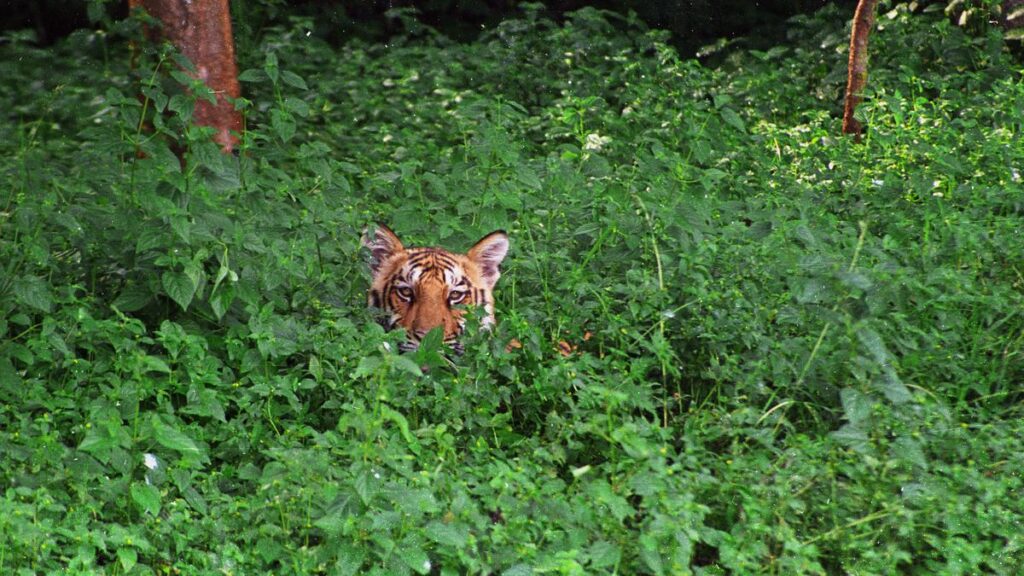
(2, 4, 1023, 574)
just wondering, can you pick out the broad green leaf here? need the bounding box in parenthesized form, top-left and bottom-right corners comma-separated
(875, 370, 912, 405)
(399, 546, 431, 575)
(892, 436, 928, 470)
(162, 270, 197, 311)
(151, 415, 203, 457)
(639, 533, 665, 575)
(271, 109, 296, 142)
(13, 275, 52, 313)
(333, 544, 366, 576)
(78, 427, 118, 454)
(353, 355, 382, 378)
(141, 355, 172, 374)
(501, 565, 532, 576)
(856, 326, 891, 365)
(238, 68, 268, 83)
(209, 285, 235, 320)
(0, 357, 22, 391)
(720, 107, 746, 132)
(515, 165, 543, 190)
(425, 521, 468, 548)
(392, 355, 424, 377)
(117, 547, 138, 573)
(840, 388, 871, 428)
(381, 405, 421, 455)
(281, 70, 308, 90)
(831, 423, 868, 448)
(112, 283, 154, 312)
(284, 97, 310, 117)
(130, 482, 161, 516)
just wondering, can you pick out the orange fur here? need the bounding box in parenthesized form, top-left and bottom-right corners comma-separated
(362, 225, 508, 350)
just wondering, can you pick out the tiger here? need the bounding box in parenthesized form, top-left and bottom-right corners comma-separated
(362, 224, 509, 352)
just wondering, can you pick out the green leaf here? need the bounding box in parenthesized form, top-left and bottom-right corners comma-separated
(209, 285, 235, 320)
(281, 70, 308, 90)
(832, 423, 868, 448)
(130, 482, 161, 516)
(381, 405, 421, 455)
(162, 269, 197, 311)
(876, 370, 912, 405)
(0, 357, 23, 391)
(856, 326, 891, 365)
(13, 275, 52, 313)
(392, 355, 424, 377)
(720, 107, 746, 132)
(515, 165, 543, 190)
(425, 521, 468, 548)
(400, 546, 431, 575)
(78, 427, 118, 455)
(353, 355, 383, 378)
(639, 533, 665, 575)
(151, 415, 203, 457)
(501, 565, 532, 576)
(264, 51, 279, 84)
(309, 355, 323, 381)
(270, 109, 296, 142)
(284, 97, 310, 117)
(585, 540, 622, 569)
(112, 283, 154, 313)
(840, 388, 871, 428)
(892, 436, 928, 470)
(238, 68, 269, 83)
(141, 355, 172, 374)
(117, 547, 138, 573)
(332, 544, 366, 576)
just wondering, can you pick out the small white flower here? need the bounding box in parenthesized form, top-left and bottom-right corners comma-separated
(583, 133, 611, 151)
(621, 106, 633, 116)
(143, 453, 159, 470)
(872, 179, 884, 187)
(382, 341, 392, 352)
(1012, 168, 1021, 183)
(382, 78, 395, 88)
(382, 134, 393, 143)
(932, 180, 941, 188)
(932, 191, 944, 198)
(423, 560, 432, 572)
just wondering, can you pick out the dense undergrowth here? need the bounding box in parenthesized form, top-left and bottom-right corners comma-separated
(2, 3, 1023, 574)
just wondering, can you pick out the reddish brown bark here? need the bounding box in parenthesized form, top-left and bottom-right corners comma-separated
(842, 0, 878, 141)
(130, 0, 242, 152)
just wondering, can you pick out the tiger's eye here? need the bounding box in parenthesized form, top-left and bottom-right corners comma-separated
(396, 286, 414, 301)
(448, 289, 467, 305)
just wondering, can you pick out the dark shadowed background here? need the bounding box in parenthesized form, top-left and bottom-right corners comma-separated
(2, 0, 856, 55)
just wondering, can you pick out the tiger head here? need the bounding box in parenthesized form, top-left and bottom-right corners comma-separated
(362, 224, 509, 352)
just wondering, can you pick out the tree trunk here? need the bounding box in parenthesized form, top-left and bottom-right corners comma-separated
(841, 0, 878, 141)
(130, 0, 242, 153)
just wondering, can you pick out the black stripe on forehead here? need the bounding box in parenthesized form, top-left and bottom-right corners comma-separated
(405, 252, 463, 282)
(407, 248, 459, 269)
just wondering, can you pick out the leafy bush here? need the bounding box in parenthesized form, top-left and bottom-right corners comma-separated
(1, 4, 1023, 574)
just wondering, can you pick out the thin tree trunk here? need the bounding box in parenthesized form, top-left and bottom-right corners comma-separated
(842, 0, 878, 141)
(130, 0, 242, 153)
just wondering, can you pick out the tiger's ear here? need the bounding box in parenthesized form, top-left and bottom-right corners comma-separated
(361, 224, 404, 275)
(467, 230, 509, 289)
